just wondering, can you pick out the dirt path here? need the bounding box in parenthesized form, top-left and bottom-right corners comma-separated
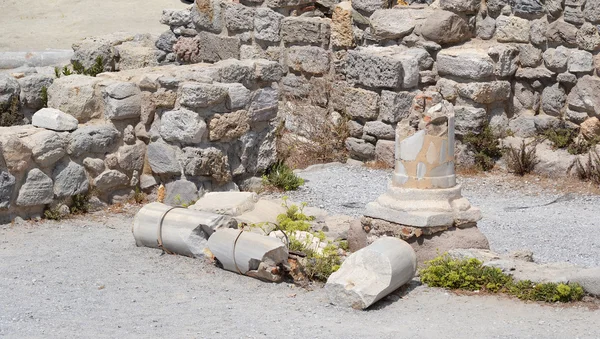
(1, 208, 599, 338)
(0, 0, 189, 52)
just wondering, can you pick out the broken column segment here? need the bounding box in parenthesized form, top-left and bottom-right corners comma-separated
(325, 237, 417, 309)
(132, 202, 238, 258)
(207, 228, 289, 282)
(361, 92, 485, 261)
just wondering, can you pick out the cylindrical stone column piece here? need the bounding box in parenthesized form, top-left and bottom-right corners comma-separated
(325, 237, 417, 309)
(132, 202, 238, 258)
(393, 101, 456, 189)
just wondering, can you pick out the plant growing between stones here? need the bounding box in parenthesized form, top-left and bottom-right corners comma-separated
(262, 161, 305, 191)
(420, 254, 585, 303)
(40, 86, 48, 108)
(463, 124, 502, 171)
(173, 194, 197, 208)
(54, 56, 105, 78)
(70, 193, 91, 215)
(0, 96, 23, 127)
(542, 128, 576, 150)
(505, 140, 539, 176)
(569, 149, 600, 185)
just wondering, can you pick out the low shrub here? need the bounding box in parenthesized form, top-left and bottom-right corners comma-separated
(55, 56, 105, 78)
(420, 254, 585, 303)
(464, 124, 502, 171)
(262, 161, 304, 191)
(570, 149, 600, 184)
(43, 207, 64, 221)
(543, 128, 576, 149)
(70, 193, 91, 215)
(505, 140, 539, 176)
(40, 86, 48, 108)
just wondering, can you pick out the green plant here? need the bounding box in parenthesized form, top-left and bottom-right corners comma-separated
(70, 193, 91, 215)
(543, 128, 576, 149)
(40, 86, 48, 108)
(302, 244, 342, 282)
(131, 187, 147, 204)
(55, 56, 105, 78)
(262, 161, 304, 191)
(464, 124, 502, 171)
(420, 254, 585, 303)
(276, 197, 314, 232)
(44, 207, 64, 221)
(505, 140, 539, 176)
(0, 96, 23, 127)
(569, 149, 600, 184)
(173, 194, 197, 208)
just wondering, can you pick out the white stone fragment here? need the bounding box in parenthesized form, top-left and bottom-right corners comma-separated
(32, 108, 79, 131)
(325, 237, 417, 309)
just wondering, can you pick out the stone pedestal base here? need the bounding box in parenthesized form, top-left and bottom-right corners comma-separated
(358, 217, 490, 265)
(364, 184, 481, 227)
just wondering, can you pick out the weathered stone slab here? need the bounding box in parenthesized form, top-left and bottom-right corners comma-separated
(147, 142, 181, 175)
(420, 10, 470, 45)
(436, 48, 494, 80)
(47, 75, 101, 123)
(16, 169, 53, 206)
(67, 125, 120, 157)
(102, 82, 142, 120)
(179, 82, 228, 109)
(281, 17, 331, 46)
(22, 130, 67, 168)
(159, 109, 207, 144)
(346, 47, 420, 89)
(254, 8, 284, 42)
(53, 160, 89, 198)
(286, 46, 330, 74)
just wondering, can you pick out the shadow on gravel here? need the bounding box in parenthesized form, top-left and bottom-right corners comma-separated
(367, 279, 423, 311)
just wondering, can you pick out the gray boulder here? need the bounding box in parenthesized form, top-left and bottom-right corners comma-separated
(529, 17, 548, 46)
(346, 46, 419, 89)
(165, 179, 199, 206)
(159, 109, 207, 144)
(345, 137, 375, 161)
(225, 3, 255, 32)
(248, 87, 278, 123)
(156, 30, 178, 53)
(541, 83, 566, 117)
(286, 46, 330, 75)
(488, 44, 519, 77)
(542, 47, 570, 73)
(584, 0, 600, 23)
(508, 115, 537, 137)
(67, 125, 120, 157)
(53, 160, 89, 198)
(476, 15, 496, 40)
(420, 10, 470, 45)
(116, 141, 146, 173)
(457, 81, 511, 104)
(160, 8, 192, 27)
(577, 23, 600, 51)
(0, 73, 20, 108)
(567, 75, 600, 116)
(181, 146, 231, 184)
(191, 0, 224, 33)
(281, 17, 331, 46)
(18, 74, 54, 109)
(454, 106, 487, 136)
(564, 6, 584, 26)
(0, 170, 16, 209)
(16, 169, 54, 206)
(518, 45, 542, 68)
(93, 170, 129, 191)
(351, 0, 387, 15)
(254, 8, 284, 43)
(147, 142, 181, 175)
(363, 121, 394, 140)
(103, 82, 142, 120)
(369, 8, 428, 40)
(511, 0, 544, 18)
(32, 108, 79, 132)
(546, 20, 578, 47)
(378, 91, 415, 123)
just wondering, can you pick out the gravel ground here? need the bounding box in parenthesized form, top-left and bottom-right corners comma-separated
(1, 211, 599, 338)
(271, 163, 600, 268)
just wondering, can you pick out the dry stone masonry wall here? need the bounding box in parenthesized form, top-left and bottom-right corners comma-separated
(155, 0, 600, 166)
(0, 59, 282, 222)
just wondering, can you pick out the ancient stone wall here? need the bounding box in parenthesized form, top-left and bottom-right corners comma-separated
(0, 59, 281, 222)
(156, 0, 600, 165)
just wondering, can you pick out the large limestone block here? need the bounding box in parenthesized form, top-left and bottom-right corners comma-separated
(488, 44, 519, 77)
(325, 237, 417, 309)
(225, 3, 254, 32)
(164, 179, 199, 206)
(191, 0, 224, 34)
(345, 137, 375, 161)
(47, 75, 101, 123)
(568, 50, 594, 73)
(331, 2, 355, 48)
(181, 147, 231, 184)
(281, 17, 330, 46)
(351, 0, 387, 15)
(584, 0, 600, 24)
(178, 82, 228, 109)
(370, 8, 432, 40)
(286, 46, 330, 75)
(346, 46, 419, 89)
(436, 48, 494, 80)
(546, 20, 578, 48)
(190, 192, 258, 216)
(32, 108, 78, 132)
(93, 170, 129, 191)
(16, 169, 54, 206)
(439, 0, 480, 13)
(495, 15, 530, 43)
(456, 81, 511, 104)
